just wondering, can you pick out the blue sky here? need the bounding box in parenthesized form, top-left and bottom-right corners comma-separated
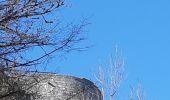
(45, 0, 170, 99)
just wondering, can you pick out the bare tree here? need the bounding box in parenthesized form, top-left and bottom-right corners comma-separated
(0, 0, 86, 70)
(95, 65, 105, 100)
(94, 47, 125, 100)
(95, 47, 148, 100)
(130, 84, 146, 100)
(0, 0, 87, 99)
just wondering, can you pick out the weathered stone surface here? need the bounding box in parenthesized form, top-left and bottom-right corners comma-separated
(0, 73, 102, 100)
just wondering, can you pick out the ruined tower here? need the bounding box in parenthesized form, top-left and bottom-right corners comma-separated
(0, 73, 102, 100)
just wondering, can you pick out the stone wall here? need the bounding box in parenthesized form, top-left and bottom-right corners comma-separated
(0, 73, 102, 100)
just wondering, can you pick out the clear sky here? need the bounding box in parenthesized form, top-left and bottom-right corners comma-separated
(45, 0, 170, 99)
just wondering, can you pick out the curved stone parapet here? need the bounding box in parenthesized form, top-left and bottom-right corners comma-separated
(7, 74, 102, 100)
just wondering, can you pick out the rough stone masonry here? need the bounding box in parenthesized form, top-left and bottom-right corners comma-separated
(0, 73, 102, 100)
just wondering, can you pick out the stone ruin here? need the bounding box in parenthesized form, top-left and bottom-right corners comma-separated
(0, 73, 102, 100)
